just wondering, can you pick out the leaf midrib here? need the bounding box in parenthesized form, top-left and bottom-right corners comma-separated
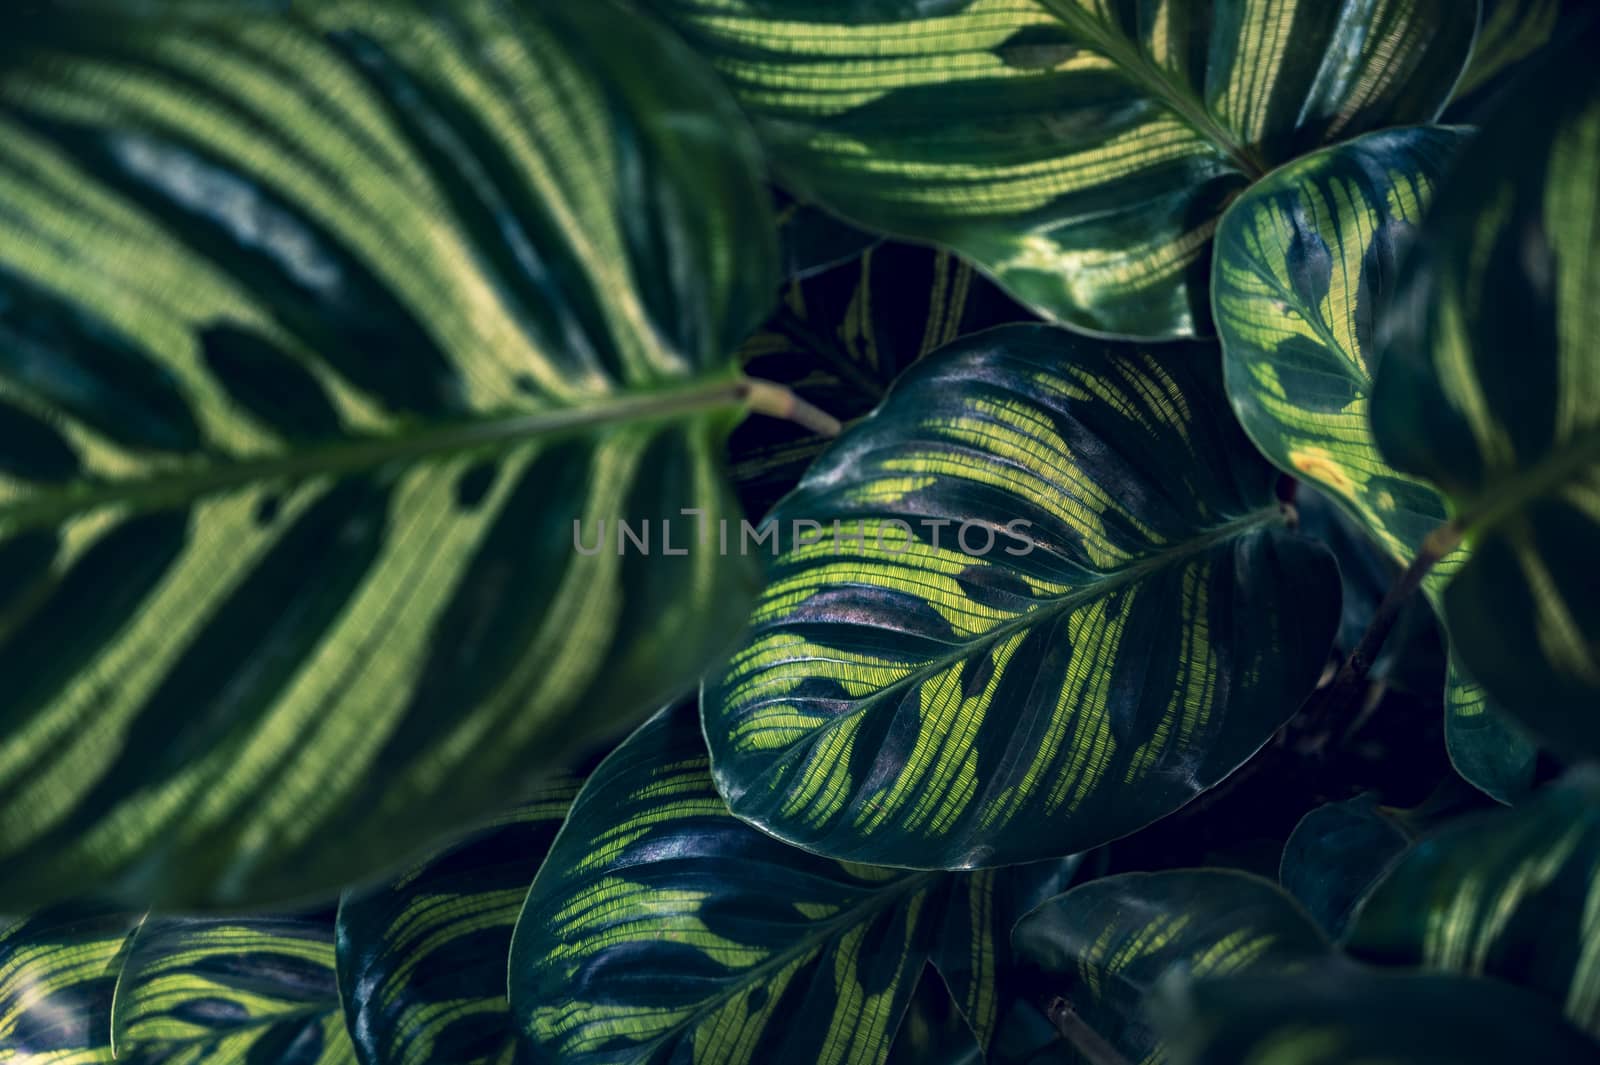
(0, 375, 748, 536)
(1455, 425, 1600, 538)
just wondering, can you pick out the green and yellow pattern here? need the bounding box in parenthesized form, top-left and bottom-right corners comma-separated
(644, 0, 1475, 338)
(0, 909, 141, 1064)
(1371, 23, 1600, 760)
(0, 0, 772, 908)
(1211, 124, 1536, 801)
(508, 704, 1074, 1065)
(703, 324, 1339, 868)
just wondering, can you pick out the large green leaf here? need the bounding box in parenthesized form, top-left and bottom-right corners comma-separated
(507, 703, 1076, 1065)
(1452, 0, 1564, 104)
(0, 909, 141, 1064)
(110, 916, 354, 1065)
(335, 779, 580, 1065)
(1213, 123, 1537, 801)
(643, 0, 1476, 338)
(1155, 965, 1600, 1065)
(1344, 771, 1600, 1036)
(702, 324, 1340, 868)
(1279, 795, 1410, 940)
(1370, 22, 1600, 760)
(1012, 870, 1332, 1065)
(0, 0, 774, 908)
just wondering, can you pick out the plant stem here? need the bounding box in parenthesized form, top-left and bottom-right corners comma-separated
(1048, 998, 1132, 1065)
(741, 378, 843, 437)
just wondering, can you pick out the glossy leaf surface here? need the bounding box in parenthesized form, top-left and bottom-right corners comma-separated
(704, 324, 1340, 868)
(1371, 25, 1600, 759)
(508, 704, 1075, 1065)
(0, 909, 141, 1064)
(645, 0, 1475, 338)
(0, 0, 772, 907)
(1279, 795, 1410, 939)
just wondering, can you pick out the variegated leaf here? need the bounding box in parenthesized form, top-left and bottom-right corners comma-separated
(1453, 0, 1564, 103)
(0, 909, 141, 1064)
(1371, 22, 1600, 761)
(1344, 771, 1600, 1036)
(335, 778, 580, 1065)
(703, 324, 1340, 868)
(0, 0, 773, 907)
(507, 703, 1075, 1065)
(643, 0, 1476, 338)
(1013, 870, 1333, 1065)
(1212, 124, 1537, 801)
(109, 916, 354, 1065)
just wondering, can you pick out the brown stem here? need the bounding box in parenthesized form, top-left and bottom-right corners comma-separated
(1047, 998, 1133, 1065)
(740, 378, 843, 438)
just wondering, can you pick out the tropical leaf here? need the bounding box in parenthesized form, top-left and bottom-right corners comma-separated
(774, 191, 879, 282)
(1212, 123, 1537, 801)
(1370, 22, 1600, 761)
(885, 968, 981, 1065)
(0, 909, 141, 1064)
(335, 778, 580, 1065)
(1155, 964, 1600, 1065)
(507, 702, 1076, 1065)
(1344, 771, 1600, 1036)
(0, 0, 774, 908)
(731, 242, 1030, 518)
(1452, 0, 1564, 103)
(109, 916, 353, 1065)
(702, 323, 1340, 868)
(642, 0, 1476, 338)
(1279, 795, 1411, 940)
(1012, 870, 1332, 1065)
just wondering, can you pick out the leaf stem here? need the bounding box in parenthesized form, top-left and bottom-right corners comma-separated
(740, 378, 843, 438)
(1048, 998, 1132, 1065)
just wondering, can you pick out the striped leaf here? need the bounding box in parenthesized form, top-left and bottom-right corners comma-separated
(1344, 771, 1600, 1036)
(1279, 795, 1411, 940)
(885, 968, 981, 1065)
(732, 242, 1031, 517)
(643, 0, 1476, 338)
(507, 703, 1077, 1065)
(1370, 23, 1600, 761)
(109, 916, 353, 1065)
(335, 778, 581, 1065)
(703, 324, 1340, 868)
(1453, 0, 1564, 103)
(0, 909, 141, 1064)
(1156, 965, 1600, 1065)
(1212, 123, 1539, 801)
(1013, 870, 1333, 1065)
(0, 0, 774, 908)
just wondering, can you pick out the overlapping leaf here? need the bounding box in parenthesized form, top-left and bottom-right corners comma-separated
(1344, 771, 1600, 1036)
(0, 0, 774, 908)
(1279, 796, 1411, 939)
(508, 703, 1075, 1065)
(0, 909, 141, 1064)
(1012, 870, 1333, 1065)
(1371, 23, 1600, 760)
(1213, 124, 1537, 800)
(1451, 0, 1564, 105)
(335, 779, 580, 1065)
(703, 324, 1340, 868)
(1156, 965, 1600, 1065)
(644, 0, 1475, 338)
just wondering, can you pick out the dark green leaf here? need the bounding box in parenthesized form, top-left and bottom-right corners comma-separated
(335, 778, 580, 1065)
(703, 324, 1340, 868)
(644, 0, 1475, 338)
(1279, 795, 1411, 939)
(0, 0, 773, 908)
(0, 908, 142, 1064)
(1371, 23, 1600, 761)
(507, 703, 1075, 1065)
(1344, 771, 1600, 1036)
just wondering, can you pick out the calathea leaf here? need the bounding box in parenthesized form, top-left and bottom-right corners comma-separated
(1212, 124, 1537, 802)
(109, 916, 354, 1065)
(335, 778, 580, 1065)
(731, 241, 1031, 517)
(1370, 22, 1600, 761)
(1154, 964, 1600, 1065)
(1344, 771, 1600, 1036)
(507, 702, 1076, 1065)
(1449, 0, 1565, 108)
(1012, 870, 1333, 1065)
(0, 908, 142, 1064)
(884, 968, 981, 1065)
(643, 0, 1476, 338)
(1279, 795, 1411, 940)
(0, 0, 774, 908)
(703, 324, 1340, 868)
(773, 190, 880, 282)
